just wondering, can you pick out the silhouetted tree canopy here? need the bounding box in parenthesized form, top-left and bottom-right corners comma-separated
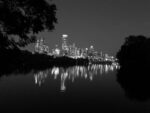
(116, 35, 150, 65)
(116, 35, 150, 101)
(0, 0, 57, 50)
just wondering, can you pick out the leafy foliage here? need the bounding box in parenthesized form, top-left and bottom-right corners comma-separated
(116, 35, 150, 101)
(116, 35, 150, 65)
(0, 0, 57, 49)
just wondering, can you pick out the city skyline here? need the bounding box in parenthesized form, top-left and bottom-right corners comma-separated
(25, 0, 150, 56)
(34, 34, 117, 62)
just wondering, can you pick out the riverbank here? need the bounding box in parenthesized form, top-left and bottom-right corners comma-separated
(0, 49, 116, 76)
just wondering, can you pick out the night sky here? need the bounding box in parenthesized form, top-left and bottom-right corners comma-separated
(30, 0, 150, 56)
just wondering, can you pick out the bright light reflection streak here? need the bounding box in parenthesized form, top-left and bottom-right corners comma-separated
(61, 72, 68, 91)
(34, 63, 120, 91)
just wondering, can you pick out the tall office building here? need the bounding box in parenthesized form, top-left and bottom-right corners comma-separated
(61, 34, 69, 55)
(62, 34, 68, 50)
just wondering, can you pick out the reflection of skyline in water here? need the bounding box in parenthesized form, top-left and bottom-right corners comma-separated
(34, 63, 119, 91)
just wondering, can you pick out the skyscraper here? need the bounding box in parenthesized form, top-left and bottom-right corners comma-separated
(62, 34, 68, 50)
(61, 34, 69, 55)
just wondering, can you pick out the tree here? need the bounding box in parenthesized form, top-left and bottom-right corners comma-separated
(0, 0, 57, 50)
(116, 35, 150, 65)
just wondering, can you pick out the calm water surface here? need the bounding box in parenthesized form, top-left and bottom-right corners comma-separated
(0, 63, 150, 113)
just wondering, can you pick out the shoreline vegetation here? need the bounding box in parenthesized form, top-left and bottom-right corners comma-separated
(116, 35, 150, 101)
(0, 49, 114, 76)
(116, 35, 150, 65)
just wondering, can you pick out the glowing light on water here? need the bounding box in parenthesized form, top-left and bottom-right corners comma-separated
(61, 72, 68, 91)
(34, 63, 120, 91)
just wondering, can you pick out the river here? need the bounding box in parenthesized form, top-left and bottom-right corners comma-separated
(0, 63, 149, 113)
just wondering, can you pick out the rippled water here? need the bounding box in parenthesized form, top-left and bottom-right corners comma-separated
(0, 63, 149, 113)
(34, 63, 119, 92)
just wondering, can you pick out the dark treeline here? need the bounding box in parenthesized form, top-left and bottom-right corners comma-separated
(116, 35, 150, 101)
(0, 0, 57, 75)
(0, 0, 57, 63)
(116, 35, 150, 65)
(0, 50, 89, 77)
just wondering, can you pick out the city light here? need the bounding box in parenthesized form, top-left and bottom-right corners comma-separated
(62, 34, 68, 38)
(34, 35, 118, 62)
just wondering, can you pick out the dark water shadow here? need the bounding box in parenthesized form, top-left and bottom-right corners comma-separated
(117, 62, 150, 102)
(0, 62, 82, 80)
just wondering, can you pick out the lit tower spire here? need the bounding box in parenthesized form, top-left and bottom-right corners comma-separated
(62, 34, 68, 51)
(61, 34, 69, 56)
